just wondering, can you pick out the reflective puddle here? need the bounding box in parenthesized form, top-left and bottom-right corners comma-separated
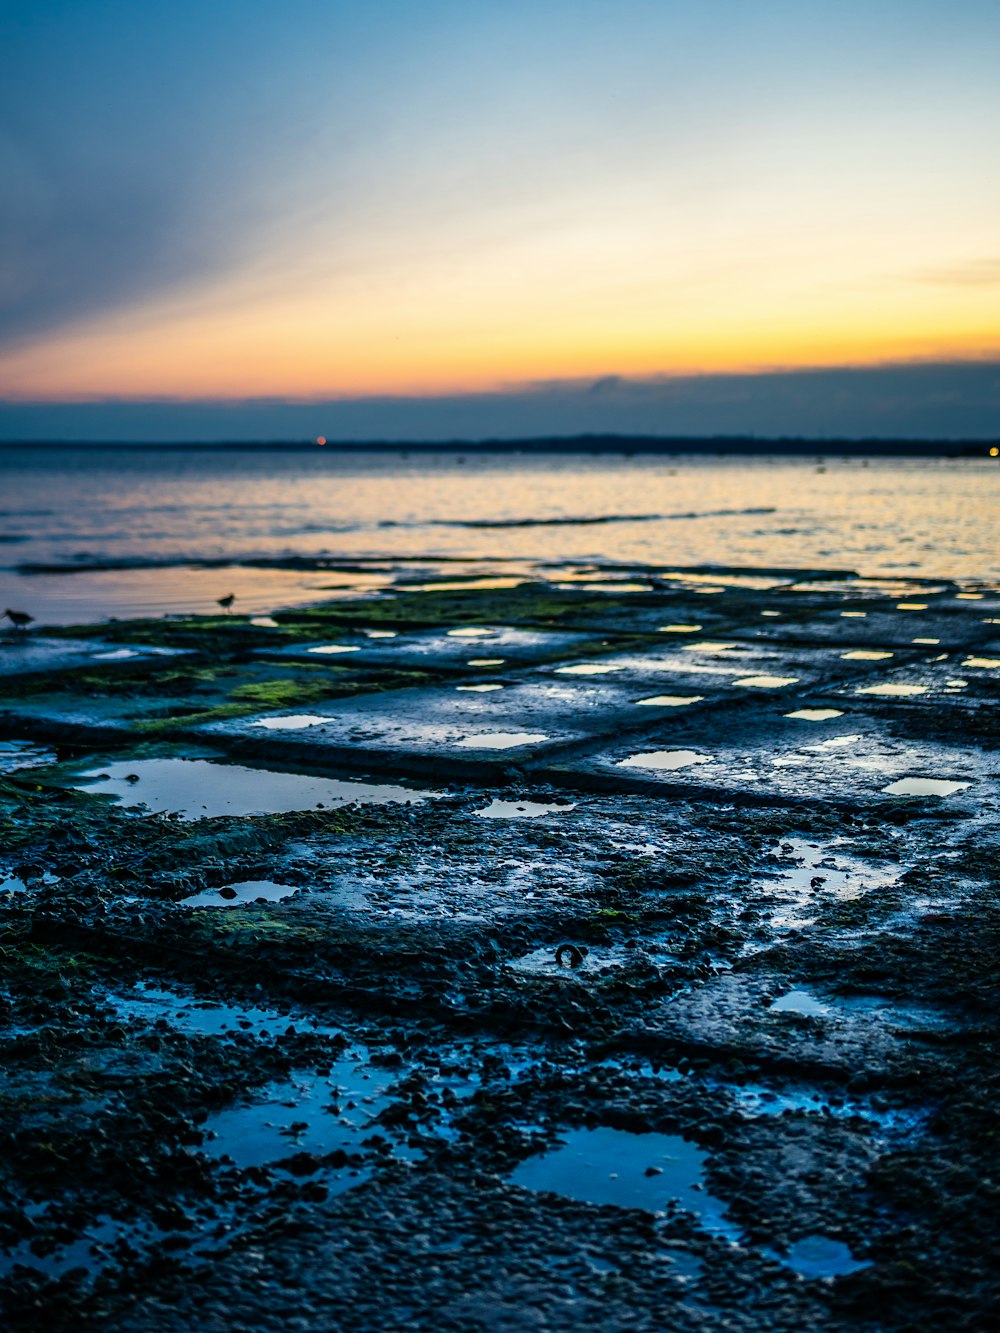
(106, 984, 319, 1039)
(882, 776, 970, 797)
(476, 799, 577, 819)
(617, 749, 711, 772)
(181, 880, 300, 908)
(769, 989, 830, 1017)
(75, 758, 439, 819)
(780, 1235, 868, 1279)
(467, 657, 505, 666)
(455, 732, 548, 749)
(841, 650, 893, 661)
(785, 709, 844, 721)
(509, 1127, 739, 1239)
(306, 644, 361, 655)
(635, 694, 703, 707)
(201, 1057, 397, 1172)
(857, 683, 928, 696)
(455, 683, 504, 692)
(446, 627, 495, 638)
(251, 714, 329, 730)
(555, 663, 623, 676)
(734, 675, 799, 688)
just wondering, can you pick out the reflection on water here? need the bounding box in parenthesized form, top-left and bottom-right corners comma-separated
(2, 451, 998, 624)
(74, 758, 439, 819)
(510, 1126, 740, 1239)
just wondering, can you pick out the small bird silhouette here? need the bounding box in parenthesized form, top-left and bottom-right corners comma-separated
(3, 609, 34, 631)
(217, 593, 236, 612)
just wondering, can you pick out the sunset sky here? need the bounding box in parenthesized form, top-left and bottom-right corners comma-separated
(2, 0, 999, 436)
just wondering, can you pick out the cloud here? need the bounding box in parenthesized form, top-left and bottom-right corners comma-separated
(2, 359, 1000, 441)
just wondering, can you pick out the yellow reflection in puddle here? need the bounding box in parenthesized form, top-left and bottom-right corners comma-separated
(734, 675, 798, 688)
(786, 708, 843, 721)
(842, 650, 894, 660)
(658, 624, 702, 633)
(635, 694, 704, 707)
(963, 657, 1000, 669)
(682, 641, 736, 653)
(467, 658, 505, 666)
(857, 683, 928, 696)
(555, 663, 623, 675)
(456, 684, 503, 692)
(897, 603, 927, 610)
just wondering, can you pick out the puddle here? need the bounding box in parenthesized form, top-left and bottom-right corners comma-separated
(856, 683, 928, 697)
(106, 984, 318, 1040)
(455, 732, 548, 749)
(363, 629, 397, 638)
(75, 759, 439, 820)
(251, 715, 329, 730)
(202, 1055, 397, 1171)
(476, 799, 577, 819)
(1, 868, 59, 896)
(510, 945, 631, 977)
(896, 603, 928, 610)
(0, 739, 56, 773)
(882, 777, 970, 797)
(635, 694, 703, 707)
(181, 880, 301, 908)
(780, 1235, 868, 1279)
(554, 663, 623, 676)
(466, 657, 505, 666)
(734, 675, 798, 688)
(842, 650, 893, 661)
(963, 656, 1000, 669)
(306, 643, 362, 655)
(769, 990, 830, 1017)
(800, 734, 862, 751)
(912, 638, 940, 645)
(617, 750, 711, 772)
(840, 611, 867, 617)
(658, 624, 702, 633)
(250, 616, 279, 628)
(786, 709, 844, 721)
(509, 1127, 739, 1239)
(681, 641, 736, 653)
(756, 838, 903, 934)
(446, 627, 495, 638)
(455, 684, 504, 692)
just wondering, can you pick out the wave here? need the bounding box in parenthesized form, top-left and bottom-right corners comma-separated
(432, 506, 777, 529)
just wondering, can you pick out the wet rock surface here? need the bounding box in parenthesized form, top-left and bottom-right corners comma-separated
(1, 565, 998, 1330)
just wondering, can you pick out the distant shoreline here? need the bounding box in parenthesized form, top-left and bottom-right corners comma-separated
(0, 435, 995, 457)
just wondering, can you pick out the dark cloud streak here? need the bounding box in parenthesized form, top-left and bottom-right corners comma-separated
(2, 361, 998, 442)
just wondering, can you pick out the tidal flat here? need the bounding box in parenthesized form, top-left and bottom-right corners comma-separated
(1, 563, 998, 1331)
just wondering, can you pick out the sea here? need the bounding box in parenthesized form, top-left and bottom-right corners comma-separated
(1, 446, 997, 624)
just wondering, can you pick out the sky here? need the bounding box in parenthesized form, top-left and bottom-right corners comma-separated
(2, 0, 999, 439)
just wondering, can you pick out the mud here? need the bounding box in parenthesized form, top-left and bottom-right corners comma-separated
(1, 563, 998, 1330)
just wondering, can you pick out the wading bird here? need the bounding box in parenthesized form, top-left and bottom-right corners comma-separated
(217, 593, 236, 612)
(3, 609, 34, 631)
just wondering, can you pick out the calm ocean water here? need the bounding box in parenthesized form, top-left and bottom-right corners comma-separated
(1, 447, 997, 623)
